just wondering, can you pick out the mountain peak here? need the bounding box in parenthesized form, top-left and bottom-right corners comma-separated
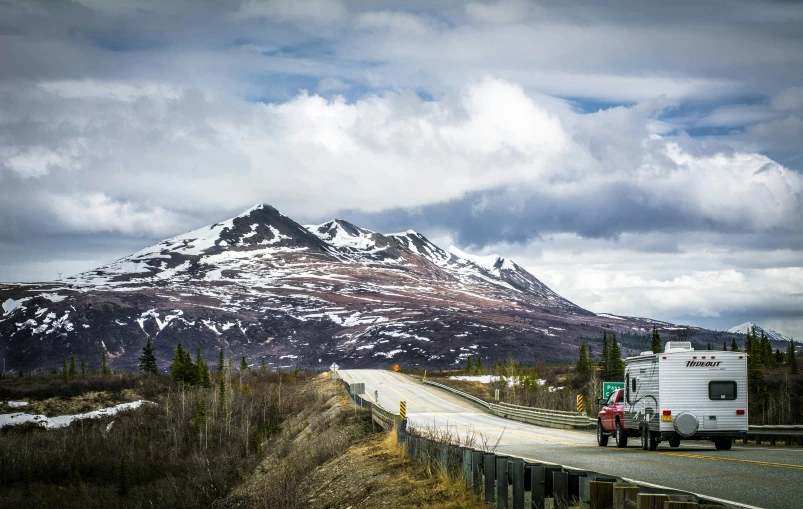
(727, 322, 792, 342)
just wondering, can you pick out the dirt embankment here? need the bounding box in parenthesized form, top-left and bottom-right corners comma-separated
(229, 376, 484, 509)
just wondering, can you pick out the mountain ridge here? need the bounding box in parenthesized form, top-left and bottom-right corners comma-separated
(0, 203, 742, 373)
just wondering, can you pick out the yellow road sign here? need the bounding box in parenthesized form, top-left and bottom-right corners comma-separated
(400, 400, 407, 418)
(576, 394, 584, 413)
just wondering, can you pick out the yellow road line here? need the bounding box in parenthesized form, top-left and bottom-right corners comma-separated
(656, 451, 803, 471)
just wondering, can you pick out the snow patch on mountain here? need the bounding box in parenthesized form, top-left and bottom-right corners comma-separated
(727, 322, 792, 342)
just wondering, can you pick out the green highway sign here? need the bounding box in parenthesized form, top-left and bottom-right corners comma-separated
(602, 382, 624, 399)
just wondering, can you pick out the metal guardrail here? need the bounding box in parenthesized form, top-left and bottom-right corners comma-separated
(423, 379, 596, 430)
(337, 376, 401, 431)
(397, 419, 727, 508)
(746, 425, 803, 446)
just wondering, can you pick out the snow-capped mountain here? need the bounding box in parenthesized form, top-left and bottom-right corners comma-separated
(727, 322, 793, 343)
(0, 204, 736, 373)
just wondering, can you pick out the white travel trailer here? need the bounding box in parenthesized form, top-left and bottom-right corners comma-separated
(623, 341, 748, 450)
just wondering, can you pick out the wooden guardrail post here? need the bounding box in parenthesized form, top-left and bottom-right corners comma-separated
(531, 465, 545, 509)
(463, 449, 472, 488)
(472, 451, 484, 495)
(510, 458, 525, 509)
(590, 481, 614, 509)
(613, 483, 639, 509)
(553, 471, 569, 507)
(484, 453, 496, 504)
(496, 456, 509, 508)
(636, 493, 669, 509)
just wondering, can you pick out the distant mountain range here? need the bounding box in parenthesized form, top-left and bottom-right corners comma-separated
(726, 322, 793, 343)
(1, 204, 741, 373)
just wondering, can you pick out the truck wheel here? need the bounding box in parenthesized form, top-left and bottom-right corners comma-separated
(597, 421, 609, 447)
(615, 421, 628, 448)
(669, 439, 680, 448)
(715, 438, 732, 451)
(648, 432, 659, 451)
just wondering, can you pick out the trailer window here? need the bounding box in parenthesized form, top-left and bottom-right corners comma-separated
(631, 377, 637, 393)
(709, 381, 737, 400)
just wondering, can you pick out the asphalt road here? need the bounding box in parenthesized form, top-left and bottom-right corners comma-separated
(339, 369, 803, 509)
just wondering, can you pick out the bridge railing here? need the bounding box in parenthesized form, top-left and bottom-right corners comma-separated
(422, 379, 596, 430)
(746, 425, 803, 446)
(424, 378, 803, 440)
(337, 376, 400, 431)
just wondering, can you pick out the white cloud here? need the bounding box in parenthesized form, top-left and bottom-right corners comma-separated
(471, 233, 803, 338)
(465, 1, 532, 25)
(2, 76, 800, 238)
(771, 86, 803, 112)
(38, 80, 183, 102)
(43, 193, 185, 236)
(355, 11, 433, 35)
(232, 0, 347, 23)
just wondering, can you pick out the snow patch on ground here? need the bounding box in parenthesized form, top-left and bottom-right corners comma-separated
(2, 298, 29, 315)
(0, 400, 155, 429)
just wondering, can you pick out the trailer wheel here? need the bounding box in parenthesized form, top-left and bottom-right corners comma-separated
(715, 438, 732, 451)
(647, 431, 659, 451)
(669, 439, 680, 448)
(615, 421, 628, 448)
(597, 421, 609, 447)
(640, 429, 648, 450)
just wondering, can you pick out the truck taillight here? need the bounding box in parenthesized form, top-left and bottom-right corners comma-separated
(736, 409, 745, 415)
(662, 410, 671, 416)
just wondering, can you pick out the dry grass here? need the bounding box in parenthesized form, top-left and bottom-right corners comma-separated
(231, 377, 487, 509)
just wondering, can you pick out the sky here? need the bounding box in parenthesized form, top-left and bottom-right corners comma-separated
(1, 0, 801, 339)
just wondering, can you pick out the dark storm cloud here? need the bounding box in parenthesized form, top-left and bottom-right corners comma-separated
(338, 185, 803, 252)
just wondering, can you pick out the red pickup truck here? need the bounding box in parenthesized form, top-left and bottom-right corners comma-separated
(596, 388, 634, 447)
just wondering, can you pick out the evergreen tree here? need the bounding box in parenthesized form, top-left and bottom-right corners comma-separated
(116, 452, 130, 497)
(197, 346, 211, 388)
(80, 356, 87, 378)
(774, 348, 784, 364)
(170, 339, 198, 385)
(139, 336, 158, 374)
(101, 351, 112, 375)
(260, 357, 266, 372)
(218, 348, 225, 374)
(731, 339, 739, 352)
(465, 356, 472, 373)
(650, 326, 661, 353)
(745, 328, 766, 394)
(476, 357, 482, 373)
(193, 398, 208, 445)
(600, 331, 609, 379)
(723, 342, 728, 351)
(577, 340, 591, 374)
(240, 356, 248, 371)
(69, 356, 77, 379)
(608, 333, 624, 380)
(62, 356, 69, 383)
(707, 343, 712, 350)
(218, 375, 226, 406)
(759, 332, 772, 368)
(787, 341, 798, 374)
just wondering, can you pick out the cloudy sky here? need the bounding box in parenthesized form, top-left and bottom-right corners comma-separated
(1, 0, 802, 338)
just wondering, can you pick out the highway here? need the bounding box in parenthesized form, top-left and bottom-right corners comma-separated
(339, 369, 803, 509)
